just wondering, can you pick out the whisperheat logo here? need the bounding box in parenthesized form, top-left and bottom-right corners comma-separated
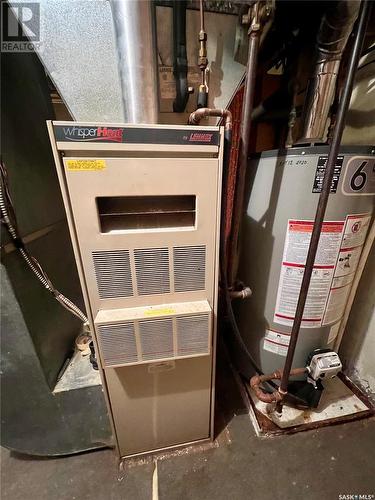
(62, 126, 124, 142)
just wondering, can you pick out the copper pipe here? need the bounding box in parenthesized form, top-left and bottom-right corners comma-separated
(228, 3, 262, 286)
(250, 368, 306, 404)
(189, 107, 232, 131)
(229, 286, 252, 300)
(199, 0, 204, 32)
(197, 0, 208, 107)
(277, 0, 370, 411)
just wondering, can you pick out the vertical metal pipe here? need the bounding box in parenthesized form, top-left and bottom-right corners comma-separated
(278, 0, 370, 402)
(297, 1, 360, 144)
(110, 0, 159, 123)
(228, 5, 261, 285)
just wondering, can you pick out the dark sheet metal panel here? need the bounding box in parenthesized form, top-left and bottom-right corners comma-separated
(1, 37, 112, 454)
(1, 270, 112, 455)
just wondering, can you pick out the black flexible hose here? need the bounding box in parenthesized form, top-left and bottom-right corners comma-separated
(219, 129, 278, 391)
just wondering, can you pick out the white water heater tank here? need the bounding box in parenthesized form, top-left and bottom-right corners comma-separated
(236, 146, 375, 375)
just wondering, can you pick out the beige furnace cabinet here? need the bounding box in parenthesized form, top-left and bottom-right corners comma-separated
(48, 122, 223, 458)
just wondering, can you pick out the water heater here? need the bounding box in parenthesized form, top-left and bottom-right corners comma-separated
(48, 121, 223, 458)
(236, 146, 375, 375)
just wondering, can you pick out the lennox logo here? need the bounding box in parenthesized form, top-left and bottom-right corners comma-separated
(189, 132, 213, 143)
(62, 126, 124, 143)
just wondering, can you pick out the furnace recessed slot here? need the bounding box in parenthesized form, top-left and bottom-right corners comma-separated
(97, 195, 196, 232)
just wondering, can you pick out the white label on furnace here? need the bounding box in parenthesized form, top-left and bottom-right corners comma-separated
(274, 220, 344, 328)
(159, 65, 201, 99)
(263, 329, 290, 356)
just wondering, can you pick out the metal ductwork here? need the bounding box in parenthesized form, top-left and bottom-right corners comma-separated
(110, 0, 159, 123)
(297, 0, 360, 144)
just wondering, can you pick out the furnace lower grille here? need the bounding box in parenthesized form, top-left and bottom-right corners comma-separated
(97, 322, 138, 365)
(96, 311, 211, 367)
(139, 318, 174, 360)
(176, 314, 210, 356)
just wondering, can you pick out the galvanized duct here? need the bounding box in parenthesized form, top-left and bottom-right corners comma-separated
(110, 0, 159, 123)
(297, 0, 360, 144)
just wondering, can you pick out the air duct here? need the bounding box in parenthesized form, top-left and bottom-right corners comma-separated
(297, 0, 360, 144)
(110, 0, 159, 123)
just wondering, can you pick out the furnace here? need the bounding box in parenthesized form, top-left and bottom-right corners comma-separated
(48, 122, 224, 458)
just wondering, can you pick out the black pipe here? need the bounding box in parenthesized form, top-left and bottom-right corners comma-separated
(218, 121, 274, 384)
(189, 108, 308, 405)
(278, 0, 370, 407)
(173, 0, 189, 112)
(189, 109, 264, 376)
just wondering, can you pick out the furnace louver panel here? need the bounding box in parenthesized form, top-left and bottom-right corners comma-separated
(97, 322, 138, 366)
(93, 250, 133, 299)
(176, 314, 210, 355)
(96, 310, 211, 367)
(134, 247, 170, 295)
(174, 245, 206, 292)
(139, 318, 174, 360)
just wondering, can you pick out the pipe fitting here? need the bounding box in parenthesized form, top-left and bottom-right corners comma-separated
(250, 367, 306, 404)
(188, 108, 233, 132)
(229, 286, 252, 300)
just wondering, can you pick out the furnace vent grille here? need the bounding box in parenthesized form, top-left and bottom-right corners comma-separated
(97, 322, 137, 366)
(176, 314, 210, 356)
(96, 312, 210, 367)
(134, 247, 170, 295)
(173, 245, 206, 292)
(92, 250, 133, 299)
(139, 318, 174, 360)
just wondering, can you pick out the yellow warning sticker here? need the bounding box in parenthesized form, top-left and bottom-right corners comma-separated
(144, 308, 175, 317)
(66, 159, 106, 171)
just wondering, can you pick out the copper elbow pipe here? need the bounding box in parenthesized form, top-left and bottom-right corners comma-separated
(229, 286, 252, 300)
(250, 367, 306, 404)
(189, 108, 233, 131)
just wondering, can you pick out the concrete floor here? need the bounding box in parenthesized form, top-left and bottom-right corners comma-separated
(2, 369, 375, 500)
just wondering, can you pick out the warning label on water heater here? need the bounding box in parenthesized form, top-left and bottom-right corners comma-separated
(322, 213, 371, 325)
(273, 214, 371, 329)
(274, 220, 344, 328)
(263, 329, 290, 356)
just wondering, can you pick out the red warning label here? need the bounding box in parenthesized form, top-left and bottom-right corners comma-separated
(274, 219, 344, 328)
(274, 214, 371, 329)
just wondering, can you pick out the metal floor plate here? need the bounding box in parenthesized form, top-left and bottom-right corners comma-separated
(54, 350, 101, 393)
(245, 375, 373, 435)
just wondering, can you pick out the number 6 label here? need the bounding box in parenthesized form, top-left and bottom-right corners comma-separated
(342, 156, 375, 196)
